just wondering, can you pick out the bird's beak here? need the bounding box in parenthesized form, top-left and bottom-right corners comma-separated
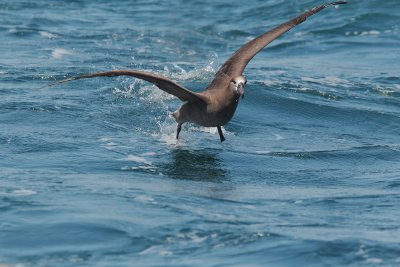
(237, 82, 245, 99)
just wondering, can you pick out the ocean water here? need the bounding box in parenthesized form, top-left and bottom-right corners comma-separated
(1, 0, 400, 266)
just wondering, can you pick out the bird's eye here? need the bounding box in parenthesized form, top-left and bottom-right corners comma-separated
(232, 80, 237, 84)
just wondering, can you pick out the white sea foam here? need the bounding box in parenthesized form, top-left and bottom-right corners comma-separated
(301, 76, 351, 88)
(366, 258, 383, 264)
(12, 189, 37, 196)
(135, 195, 156, 204)
(138, 245, 173, 256)
(51, 48, 72, 59)
(184, 232, 208, 243)
(269, 70, 287, 75)
(294, 31, 306, 37)
(99, 137, 121, 150)
(372, 85, 395, 96)
(103, 142, 119, 150)
(105, 141, 118, 147)
(254, 150, 271, 154)
(141, 151, 156, 156)
(274, 133, 285, 140)
(122, 154, 152, 165)
(8, 27, 17, 33)
(361, 30, 380, 36)
(261, 79, 280, 86)
(121, 166, 156, 171)
(346, 30, 380, 36)
(39, 31, 57, 39)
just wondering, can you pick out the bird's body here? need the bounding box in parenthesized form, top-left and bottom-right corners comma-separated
(47, 1, 347, 142)
(174, 74, 242, 127)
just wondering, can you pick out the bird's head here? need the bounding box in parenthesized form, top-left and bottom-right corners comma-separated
(230, 76, 247, 99)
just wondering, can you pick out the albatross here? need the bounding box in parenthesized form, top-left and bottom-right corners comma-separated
(47, 1, 347, 142)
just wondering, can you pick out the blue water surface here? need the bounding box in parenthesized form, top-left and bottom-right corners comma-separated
(1, 0, 400, 266)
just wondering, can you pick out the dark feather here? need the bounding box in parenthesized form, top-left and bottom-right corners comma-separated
(48, 70, 207, 103)
(215, 1, 347, 79)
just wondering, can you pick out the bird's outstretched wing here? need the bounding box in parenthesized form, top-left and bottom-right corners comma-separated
(47, 70, 207, 103)
(216, 1, 347, 78)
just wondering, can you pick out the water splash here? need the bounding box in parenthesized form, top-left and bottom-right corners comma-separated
(51, 48, 72, 60)
(164, 52, 218, 82)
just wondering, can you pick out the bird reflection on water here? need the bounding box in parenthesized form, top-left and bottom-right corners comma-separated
(163, 149, 228, 182)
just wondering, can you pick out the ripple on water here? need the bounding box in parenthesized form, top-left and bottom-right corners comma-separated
(0, 222, 147, 260)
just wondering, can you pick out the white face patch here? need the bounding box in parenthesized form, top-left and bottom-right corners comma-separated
(232, 76, 247, 86)
(230, 76, 246, 98)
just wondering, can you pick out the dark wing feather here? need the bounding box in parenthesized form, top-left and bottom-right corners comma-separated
(47, 70, 207, 103)
(216, 1, 347, 78)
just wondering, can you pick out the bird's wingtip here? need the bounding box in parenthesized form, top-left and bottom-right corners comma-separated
(45, 77, 77, 88)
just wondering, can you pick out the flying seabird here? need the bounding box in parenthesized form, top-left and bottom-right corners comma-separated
(47, 1, 347, 142)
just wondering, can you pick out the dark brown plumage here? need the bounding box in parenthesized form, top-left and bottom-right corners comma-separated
(47, 1, 347, 142)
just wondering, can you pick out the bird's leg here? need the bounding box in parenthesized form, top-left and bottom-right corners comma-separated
(176, 124, 182, 140)
(217, 126, 225, 142)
